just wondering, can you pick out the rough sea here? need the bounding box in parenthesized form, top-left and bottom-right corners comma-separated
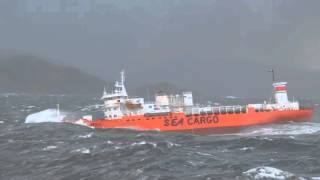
(1, 94, 320, 180)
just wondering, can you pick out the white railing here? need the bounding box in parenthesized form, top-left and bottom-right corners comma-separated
(189, 105, 247, 115)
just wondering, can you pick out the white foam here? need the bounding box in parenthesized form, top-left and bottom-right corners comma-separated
(240, 147, 254, 151)
(243, 166, 297, 180)
(81, 149, 90, 154)
(43, 146, 58, 151)
(235, 122, 320, 137)
(196, 152, 215, 157)
(131, 141, 157, 148)
(165, 141, 181, 148)
(25, 109, 66, 123)
(0, 121, 4, 124)
(132, 141, 147, 146)
(72, 119, 93, 128)
(78, 133, 93, 139)
(27, 106, 36, 109)
(73, 148, 90, 154)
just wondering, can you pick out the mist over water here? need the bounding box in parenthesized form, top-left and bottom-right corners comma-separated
(1, 0, 320, 98)
(1, 94, 320, 179)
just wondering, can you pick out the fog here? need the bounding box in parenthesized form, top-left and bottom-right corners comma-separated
(1, 0, 320, 98)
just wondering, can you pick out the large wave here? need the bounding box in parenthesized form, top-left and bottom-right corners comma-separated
(25, 109, 66, 123)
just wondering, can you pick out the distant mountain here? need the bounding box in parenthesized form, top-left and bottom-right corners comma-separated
(2, 0, 320, 98)
(0, 53, 106, 95)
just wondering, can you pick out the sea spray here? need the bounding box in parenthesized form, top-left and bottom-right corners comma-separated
(25, 109, 66, 123)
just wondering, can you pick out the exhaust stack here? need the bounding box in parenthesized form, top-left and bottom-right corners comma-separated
(273, 82, 289, 104)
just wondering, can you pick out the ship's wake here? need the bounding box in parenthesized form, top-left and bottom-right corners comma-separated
(235, 122, 320, 136)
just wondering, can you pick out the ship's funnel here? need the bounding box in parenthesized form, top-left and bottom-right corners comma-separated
(273, 82, 289, 104)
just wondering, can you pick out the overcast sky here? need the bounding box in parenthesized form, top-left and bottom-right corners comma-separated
(1, 0, 320, 98)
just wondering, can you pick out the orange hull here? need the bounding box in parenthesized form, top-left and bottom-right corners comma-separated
(81, 108, 314, 132)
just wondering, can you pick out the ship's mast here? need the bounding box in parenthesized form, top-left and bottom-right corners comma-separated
(121, 70, 125, 85)
(268, 69, 276, 82)
(120, 70, 127, 97)
(103, 86, 107, 96)
(268, 69, 276, 103)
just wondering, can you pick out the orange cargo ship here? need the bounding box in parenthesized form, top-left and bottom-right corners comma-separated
(74, 71, 314, 132)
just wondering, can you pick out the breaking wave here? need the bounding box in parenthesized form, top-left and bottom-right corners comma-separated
(241, 166, 299, 180)
(241, 166, 320, 180)
(72, 148, 90, 154)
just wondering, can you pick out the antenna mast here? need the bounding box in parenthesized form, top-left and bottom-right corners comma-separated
(268, 69, 276, 82)
(121, 70, 125, 85)
(120, 70, 128, 97)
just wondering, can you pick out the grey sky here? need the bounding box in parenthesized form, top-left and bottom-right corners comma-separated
(1, 0, 320, 98)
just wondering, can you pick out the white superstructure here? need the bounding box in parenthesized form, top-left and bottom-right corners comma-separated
(101, 71, 198, 119)
(248, 81, 299, 111)
(101, 71, 301, 119)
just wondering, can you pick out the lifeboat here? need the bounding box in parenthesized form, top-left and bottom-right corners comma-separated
(125, 101, 142, 109)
